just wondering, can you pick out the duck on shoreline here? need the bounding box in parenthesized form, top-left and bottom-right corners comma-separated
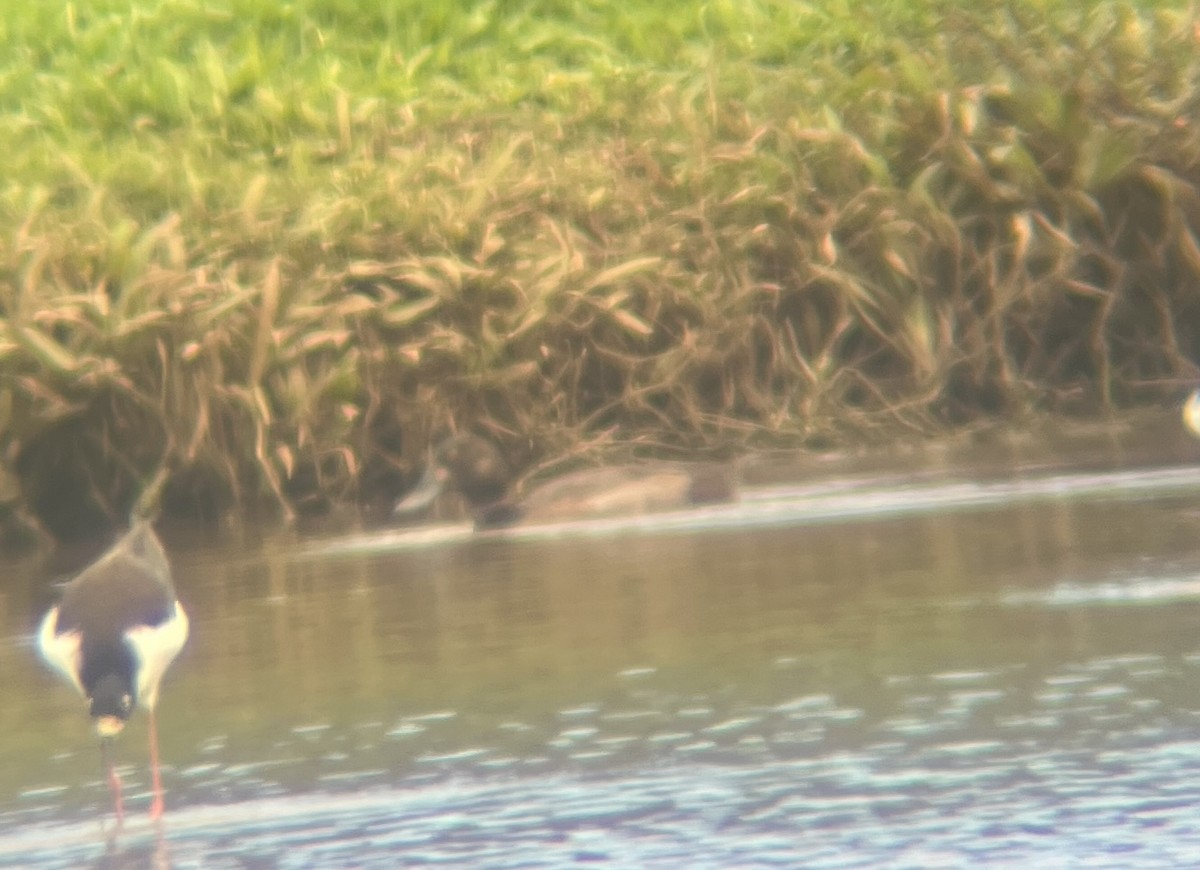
(393, 433, 737, 530)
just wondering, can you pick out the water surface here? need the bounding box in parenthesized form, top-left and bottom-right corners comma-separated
(4, 421, 1200, 867)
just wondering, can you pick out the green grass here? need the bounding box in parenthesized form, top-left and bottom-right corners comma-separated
(0, 0, 1197, 538)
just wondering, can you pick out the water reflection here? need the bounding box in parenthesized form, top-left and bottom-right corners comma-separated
(4, 430, 1200, 865)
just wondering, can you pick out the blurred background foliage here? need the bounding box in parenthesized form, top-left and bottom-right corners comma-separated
(0, 0, 1198, 539)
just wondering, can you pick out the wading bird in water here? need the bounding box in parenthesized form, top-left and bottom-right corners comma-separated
(37, 522, 189, 823)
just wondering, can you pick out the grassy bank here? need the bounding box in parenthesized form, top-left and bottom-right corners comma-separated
(1, 1, 1198, 539)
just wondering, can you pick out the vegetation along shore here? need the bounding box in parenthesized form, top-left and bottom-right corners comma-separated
(1, 1, 1198, 541)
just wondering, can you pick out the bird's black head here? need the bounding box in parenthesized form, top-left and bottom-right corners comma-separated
(436, 434, 514, 506)
(89, 672, 134, 718)
(81, 643, 137, 737)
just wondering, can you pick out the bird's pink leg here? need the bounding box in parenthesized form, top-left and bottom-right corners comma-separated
(148, 708, 164, 820)
(101, 740, 124, 826)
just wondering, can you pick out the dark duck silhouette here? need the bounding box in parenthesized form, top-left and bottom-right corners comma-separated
(394, 433, 736, 530)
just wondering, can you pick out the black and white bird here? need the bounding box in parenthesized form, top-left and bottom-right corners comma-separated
(37, 521, 189, 822)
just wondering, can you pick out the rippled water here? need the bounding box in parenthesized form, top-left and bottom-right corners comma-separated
(5, 422, 1200, 867)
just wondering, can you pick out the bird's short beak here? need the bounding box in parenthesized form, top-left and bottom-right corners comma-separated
(95, 716, 126, 738)
(393, 463, 447, 516)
